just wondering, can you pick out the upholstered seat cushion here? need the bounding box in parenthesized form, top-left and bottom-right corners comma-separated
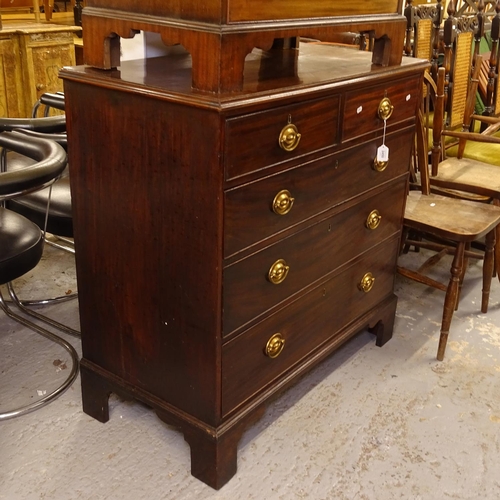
(446, 130, 500, 166)
(5, 151, 72, 237)
(0, 207, 44, 285)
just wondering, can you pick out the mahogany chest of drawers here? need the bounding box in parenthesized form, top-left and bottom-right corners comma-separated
(61, 44, 427, 489)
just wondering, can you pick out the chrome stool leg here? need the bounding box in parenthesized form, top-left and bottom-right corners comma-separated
(15, 234, 77, 306)
(7, 282, 80, 337)
(45, 234, 75, 254)
(0, 289, 79, 421)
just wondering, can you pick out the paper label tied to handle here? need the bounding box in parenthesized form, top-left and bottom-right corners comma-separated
(377, 144, 389, 162)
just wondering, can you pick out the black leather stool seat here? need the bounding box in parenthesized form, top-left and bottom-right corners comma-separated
(5, 152, 72, 237)
(0, 207, 44, 285)
(0, 130, 78, 421)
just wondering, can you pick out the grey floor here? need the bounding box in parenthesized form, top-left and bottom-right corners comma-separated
(1, 243, 500, 500)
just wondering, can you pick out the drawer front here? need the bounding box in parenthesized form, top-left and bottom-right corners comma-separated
(224, 126, 413, 257)
(222, 237, 399, 416)
(343, 76, 420, 141)
(223, 178, 406, 335)
(228, 0, 401, 22)
(224, 96, 339, 181)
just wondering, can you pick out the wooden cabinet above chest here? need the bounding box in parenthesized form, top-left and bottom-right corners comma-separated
(61, 44, 428, 489)
(81, 0, 407, 91)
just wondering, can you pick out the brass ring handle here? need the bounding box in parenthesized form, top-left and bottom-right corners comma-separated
(378, 97, 394, 120)
(365, 210, 382, 230)
(265, 333, 286, 358)
(373, 157, 389, 172)
(268, 259, 290, 285)
(358, 272, 375, 293)
(279, 123, 301, 152)
(272, 189, 295, 216)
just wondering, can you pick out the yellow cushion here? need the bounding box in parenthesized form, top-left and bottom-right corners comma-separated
(446, 129, 500, 166)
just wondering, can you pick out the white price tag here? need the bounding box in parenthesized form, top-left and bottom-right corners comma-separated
(377, 144, 389, 162)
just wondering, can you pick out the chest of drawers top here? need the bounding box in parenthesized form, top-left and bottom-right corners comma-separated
(62, 44, 426, 111)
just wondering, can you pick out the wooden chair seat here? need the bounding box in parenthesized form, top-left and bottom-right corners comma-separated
(405, 191, 500, 240)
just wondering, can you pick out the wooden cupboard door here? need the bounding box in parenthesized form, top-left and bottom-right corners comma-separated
(0, 34, 24, 117)
(18, 28, 77, 115)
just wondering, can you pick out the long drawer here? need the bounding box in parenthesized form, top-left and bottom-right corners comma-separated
(223, 178, 406, 336)
(224, 125, 413, 257)
(221, 236, 399, 416)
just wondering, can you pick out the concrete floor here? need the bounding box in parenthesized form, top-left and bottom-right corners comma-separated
(1, 243, 500, 500)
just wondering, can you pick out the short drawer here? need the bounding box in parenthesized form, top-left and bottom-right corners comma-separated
(223, 178, 406, 335)
(224, 96, 339, 181)
(221, 237, 399, 416)
(343, 76, 420, 141)
(224, 125, 413, 257)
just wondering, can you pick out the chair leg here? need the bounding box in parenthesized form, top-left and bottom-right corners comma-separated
(492, 229, 498, 280)
(456, 242, 469, 310)
(481, 230, 496, 314)
(494, 200, 500, 281)
(7, 282, 80, 338)
(0, 289, 79, 421)
(437, 241, 465, 361)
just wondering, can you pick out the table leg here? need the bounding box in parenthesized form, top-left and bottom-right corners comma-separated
(33, 0, 40, 23)
(44, 0, 54, 21)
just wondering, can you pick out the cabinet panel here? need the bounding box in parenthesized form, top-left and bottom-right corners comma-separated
(18, 27, 78, 115)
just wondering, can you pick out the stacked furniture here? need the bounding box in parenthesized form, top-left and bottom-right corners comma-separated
(61, 1, 428, 490)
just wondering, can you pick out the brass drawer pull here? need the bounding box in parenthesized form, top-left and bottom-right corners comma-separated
(265, 333, 286, 358)
(268, 259, 290, 284)
(365, 210, 382, 230)
(272, 189, 295, 215)
(279, 123, 301, 152)
(373, 157, 389, 172)
(377, 97, 394, 120)
(358, 272, 375, 293)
